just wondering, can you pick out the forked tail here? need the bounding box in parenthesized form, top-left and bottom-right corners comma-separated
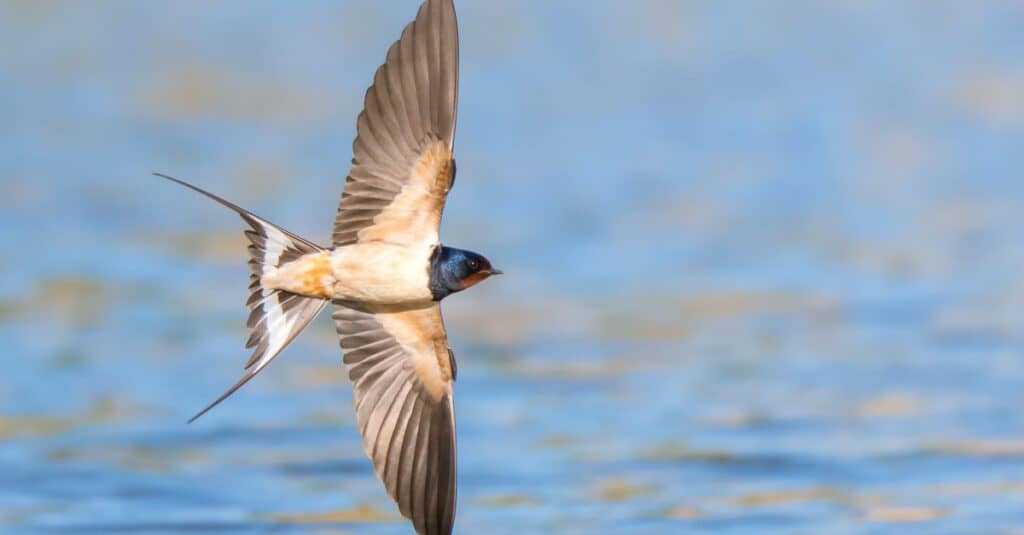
(155, 173, 329, 422)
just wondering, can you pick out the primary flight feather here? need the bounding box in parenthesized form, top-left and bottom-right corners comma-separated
(156, 2, 499, 534)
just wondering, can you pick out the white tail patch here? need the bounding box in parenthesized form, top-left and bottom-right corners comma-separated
(155, 173, 330, 422)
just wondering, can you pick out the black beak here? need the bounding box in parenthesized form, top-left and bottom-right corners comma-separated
(488, 268, 504, 276)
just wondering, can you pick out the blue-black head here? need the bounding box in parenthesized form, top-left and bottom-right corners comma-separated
(429, 246, 502, 301)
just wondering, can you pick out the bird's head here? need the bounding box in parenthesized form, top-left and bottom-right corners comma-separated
(430, 246, 502, 300)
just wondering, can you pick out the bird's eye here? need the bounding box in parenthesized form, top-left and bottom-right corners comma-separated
(468, 260, 479, 271)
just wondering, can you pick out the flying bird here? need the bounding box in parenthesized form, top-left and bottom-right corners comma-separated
(156, 1, 496, 533)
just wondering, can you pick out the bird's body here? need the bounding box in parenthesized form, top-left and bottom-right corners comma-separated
(264, 243, 435, 304)
(156, 2, 494, 534)
(262, 243, 496, 305)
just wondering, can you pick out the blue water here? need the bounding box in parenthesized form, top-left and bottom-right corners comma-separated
(2, 1, 1024, 533)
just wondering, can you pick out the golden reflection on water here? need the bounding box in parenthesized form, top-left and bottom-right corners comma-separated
(273, 502, 399, 524)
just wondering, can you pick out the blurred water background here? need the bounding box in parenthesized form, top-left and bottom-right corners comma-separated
(2, 1, 1024, 533)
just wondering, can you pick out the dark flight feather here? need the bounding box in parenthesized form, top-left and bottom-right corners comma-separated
(333, 301, 456, 535)
(332, 0, 459, 247)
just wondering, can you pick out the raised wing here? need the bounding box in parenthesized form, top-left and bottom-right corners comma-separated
(333, 301, 457, 535)
(333, 0, 459, 248)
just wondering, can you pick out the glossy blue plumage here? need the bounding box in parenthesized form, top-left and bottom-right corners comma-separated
(429, 246, 497, 300)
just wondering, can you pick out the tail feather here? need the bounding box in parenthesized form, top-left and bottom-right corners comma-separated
(155, 173, 329, 423)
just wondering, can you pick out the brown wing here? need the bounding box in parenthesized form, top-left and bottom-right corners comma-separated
(333, 0, 459, 248)
(333, 301, 457, 535)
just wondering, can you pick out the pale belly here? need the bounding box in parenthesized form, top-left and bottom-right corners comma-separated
(328, 242, 434, 303)
(261, 242, 434, 305)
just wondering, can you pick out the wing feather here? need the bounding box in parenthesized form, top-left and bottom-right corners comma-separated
(332, 0, 459, 248)
(333, 301, 456, 535)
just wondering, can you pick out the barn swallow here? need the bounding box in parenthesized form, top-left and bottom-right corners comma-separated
(155, 1, 495, 533)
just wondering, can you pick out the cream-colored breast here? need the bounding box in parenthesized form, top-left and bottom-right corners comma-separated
(327, 242, 434, 304)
